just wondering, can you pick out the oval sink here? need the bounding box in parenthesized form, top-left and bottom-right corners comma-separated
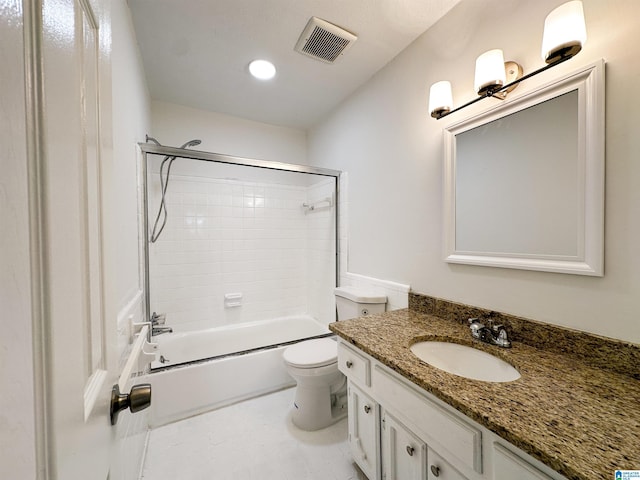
(410, 341, 520, 383)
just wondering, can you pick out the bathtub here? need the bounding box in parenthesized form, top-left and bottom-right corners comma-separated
(147, 315, 331, 427)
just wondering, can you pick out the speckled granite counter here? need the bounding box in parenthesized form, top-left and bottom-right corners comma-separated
(330, 304, 640, 480)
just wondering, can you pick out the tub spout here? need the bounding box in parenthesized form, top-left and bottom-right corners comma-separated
(152, 325, 173, 336)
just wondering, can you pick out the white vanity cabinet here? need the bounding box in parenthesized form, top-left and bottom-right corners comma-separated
(348, 382, 380, 480)
(427, 449, 468, 480)
(337, 339, 568, 480)
(492, 444, 555, 480)
(381, 410, 468, 480)
(381, 411, 428, 480)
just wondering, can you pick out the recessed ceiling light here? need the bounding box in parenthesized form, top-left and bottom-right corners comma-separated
(249, 59, 276, 80)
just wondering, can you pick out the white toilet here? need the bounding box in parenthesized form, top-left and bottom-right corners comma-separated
(283, 287, 387, 431)
(334, 286, 387, 320)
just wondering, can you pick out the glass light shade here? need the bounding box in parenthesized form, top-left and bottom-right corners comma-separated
(249, 59, 276, 80)
(428, 81, 453, 118)
(541, 1, 587, 63)
(474, 49, 506, 96)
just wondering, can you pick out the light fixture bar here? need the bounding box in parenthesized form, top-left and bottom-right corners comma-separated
(433, 54, 572, 120)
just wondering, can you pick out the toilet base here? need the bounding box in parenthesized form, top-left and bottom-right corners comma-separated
(291, 379, 347, 431)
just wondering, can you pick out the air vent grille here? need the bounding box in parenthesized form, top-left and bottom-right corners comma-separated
(295, 17, 357, 64)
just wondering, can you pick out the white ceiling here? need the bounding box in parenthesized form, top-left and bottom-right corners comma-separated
(128, 0, 462, 129)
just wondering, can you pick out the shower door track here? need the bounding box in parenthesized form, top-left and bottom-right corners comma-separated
(139, 142, 343, 327)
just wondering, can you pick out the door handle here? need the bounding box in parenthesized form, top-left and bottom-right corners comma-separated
(110, 383, 151, 425)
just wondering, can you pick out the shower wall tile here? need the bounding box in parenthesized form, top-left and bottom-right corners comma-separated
(306, 177, 338, 326)
(148, 172, 338, 332)
(337, 172, 349, 278)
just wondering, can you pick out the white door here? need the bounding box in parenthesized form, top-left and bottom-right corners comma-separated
(35, 0, 120, 478)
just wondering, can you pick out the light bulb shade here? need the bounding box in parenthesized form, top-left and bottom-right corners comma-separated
(249, 59, 276, 80)
(541, 1, 586, 64)
(428, 81, 453, 118)
(474, 49, 506, 96)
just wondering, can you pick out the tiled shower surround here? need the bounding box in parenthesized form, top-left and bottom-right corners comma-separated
(148, 159, 336, 332)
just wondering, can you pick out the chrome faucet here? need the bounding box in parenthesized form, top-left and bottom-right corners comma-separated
(468, 318, 511, 348)
(151, 325, 173, 336)
(150, 312, 172, 336)
(151, 312, 166, 325)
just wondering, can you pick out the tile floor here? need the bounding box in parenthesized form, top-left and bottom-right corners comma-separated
(141, 387, 367, 480)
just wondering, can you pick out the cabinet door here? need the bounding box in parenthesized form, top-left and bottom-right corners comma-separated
(428, 449, 468, 480)
(382, 412, 427, 480)
(348, 382, 379, 480)
(493, 444, 555, 480)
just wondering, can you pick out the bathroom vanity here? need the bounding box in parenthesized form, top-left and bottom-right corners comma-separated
(330, 295, 640, 480)
(338, 339, 565, 480)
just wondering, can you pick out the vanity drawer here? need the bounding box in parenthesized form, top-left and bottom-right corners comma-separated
(373, 365, 482, 474)
(338, 342, 371, 386)
(493, 444, 556, 480)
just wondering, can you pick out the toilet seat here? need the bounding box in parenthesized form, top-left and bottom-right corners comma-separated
(283, 338, 337, 369)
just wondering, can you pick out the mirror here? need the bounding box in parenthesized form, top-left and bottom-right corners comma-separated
(443, 60, 604, 276)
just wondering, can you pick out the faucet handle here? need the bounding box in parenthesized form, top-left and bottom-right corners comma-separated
(493, 325, 512, 347)
(468, 318, 484, 338)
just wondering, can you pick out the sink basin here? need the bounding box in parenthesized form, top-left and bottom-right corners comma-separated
(410, 341, 520, 383)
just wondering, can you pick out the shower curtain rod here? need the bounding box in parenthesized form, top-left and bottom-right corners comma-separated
(138, 142, 342, 178)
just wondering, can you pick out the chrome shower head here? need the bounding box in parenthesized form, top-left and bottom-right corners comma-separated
(146, 134, 161, 146)
(180, 139, 202, 149)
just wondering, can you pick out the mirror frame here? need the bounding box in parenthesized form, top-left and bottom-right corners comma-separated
(443, 59, 605, 276)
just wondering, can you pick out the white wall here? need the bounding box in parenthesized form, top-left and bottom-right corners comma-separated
(308, 0, 640, 344)
(0, 4, 37, 479)
(111, 1, 152, 478)
(151, 100, 307, 165)
(113, 0, 151, 309)
(306, 178, 338, 323)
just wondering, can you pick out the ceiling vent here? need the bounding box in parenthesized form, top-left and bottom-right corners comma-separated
(294, 17, 357, 64)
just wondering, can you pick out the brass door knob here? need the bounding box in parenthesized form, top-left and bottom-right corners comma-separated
(110, 383, 152, 426)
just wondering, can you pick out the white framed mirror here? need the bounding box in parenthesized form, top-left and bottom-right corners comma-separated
(443, 59, 605, 276)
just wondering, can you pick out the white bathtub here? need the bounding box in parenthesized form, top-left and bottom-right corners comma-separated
(148, 315, 330, 427)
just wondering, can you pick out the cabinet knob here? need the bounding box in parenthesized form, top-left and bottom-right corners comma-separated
(406, 445, 414, 456)
(346, 360, 353, 368)
(363, 404, 371, 414)
(430, 465, 440, 477)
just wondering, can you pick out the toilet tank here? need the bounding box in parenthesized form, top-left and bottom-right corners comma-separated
(334, 286, 387, 321)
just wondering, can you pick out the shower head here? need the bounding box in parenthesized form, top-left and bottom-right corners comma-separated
(146, 134, 161, 146)
(180, 139, 202, 149)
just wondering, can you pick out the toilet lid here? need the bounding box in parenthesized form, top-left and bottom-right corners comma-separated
(283, 338, 338, 368)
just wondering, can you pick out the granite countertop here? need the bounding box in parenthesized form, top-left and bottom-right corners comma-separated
(329, 308, 640, 480)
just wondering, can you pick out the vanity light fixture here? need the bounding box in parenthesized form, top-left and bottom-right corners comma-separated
(429, 0, 586, 120)
(249, 59, 276, 80)
(541, 0, 587, 63)
(474, 49, 507, 96)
